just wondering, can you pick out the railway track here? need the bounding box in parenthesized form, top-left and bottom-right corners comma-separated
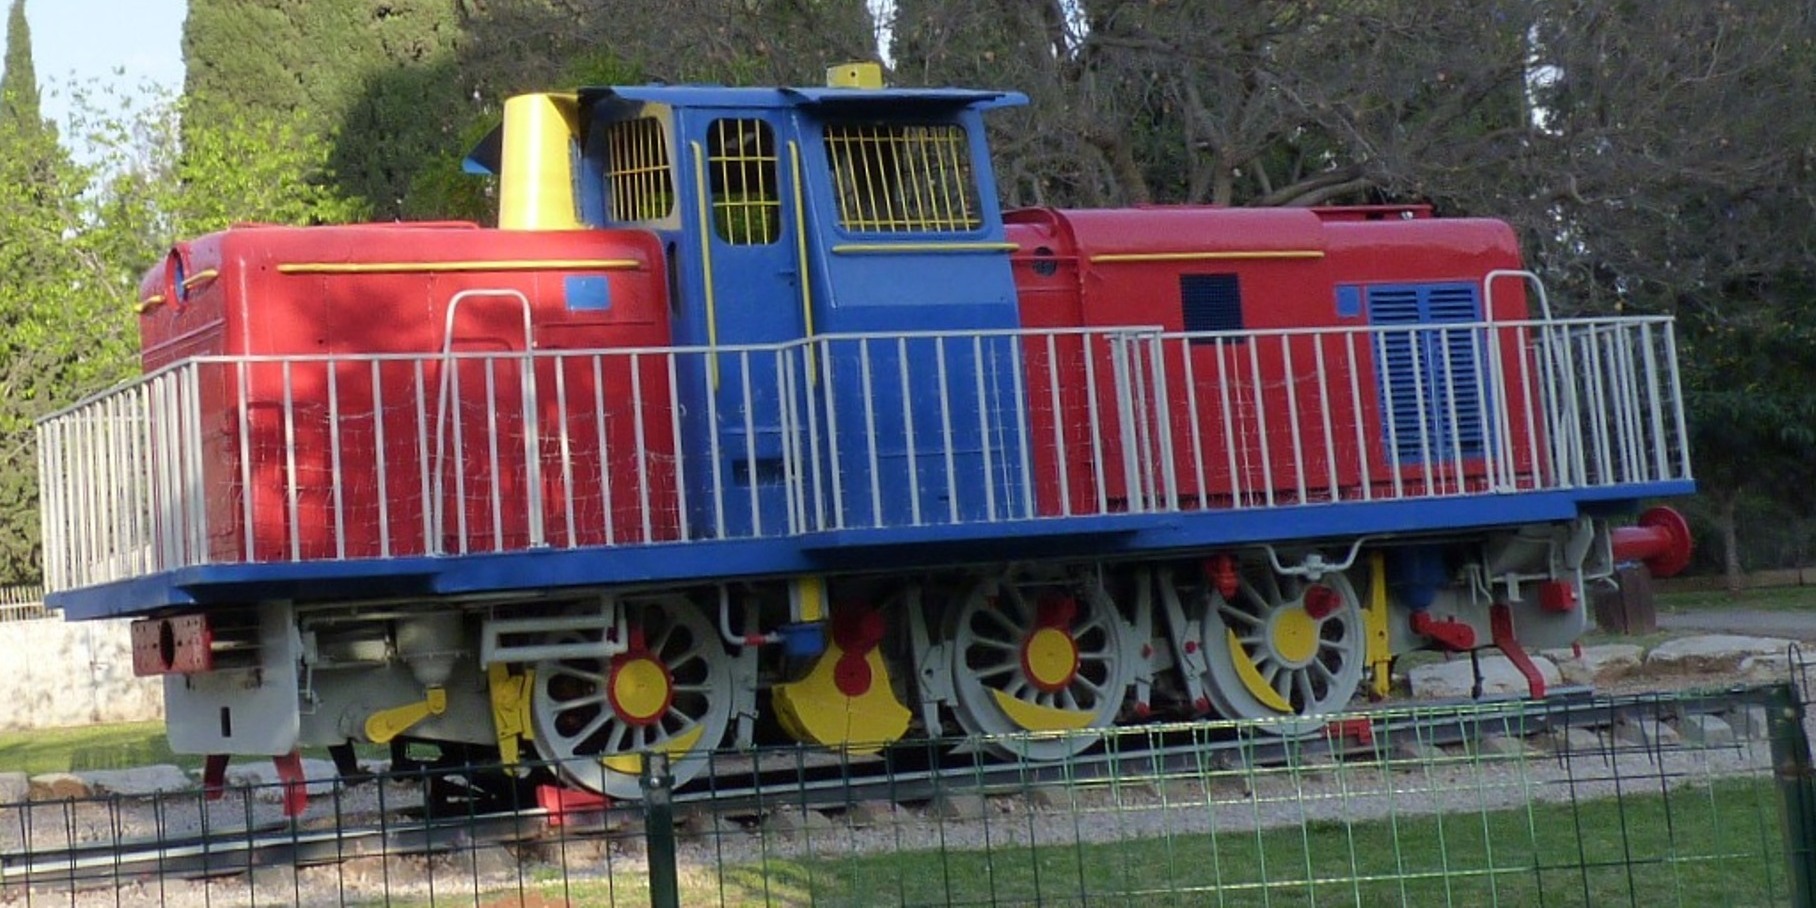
(0, 682, 1785, 890)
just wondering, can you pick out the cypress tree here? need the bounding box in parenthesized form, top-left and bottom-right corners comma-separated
(183, 0, 467, 220)
(0, 0, 42, 135)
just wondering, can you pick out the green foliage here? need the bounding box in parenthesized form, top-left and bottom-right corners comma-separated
(0, 80, 365, 583)
(184, 0, 466, 220)
(176, 106, 372, 232)
(401, 118, 498, 224)
(186, 0, 877, 220)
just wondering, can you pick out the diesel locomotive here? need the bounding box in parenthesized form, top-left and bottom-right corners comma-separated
(36, 64, 1694, 808)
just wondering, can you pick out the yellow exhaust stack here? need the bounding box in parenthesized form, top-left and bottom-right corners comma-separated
(498, 93, 583, 230)
(826, 62, 883, 89)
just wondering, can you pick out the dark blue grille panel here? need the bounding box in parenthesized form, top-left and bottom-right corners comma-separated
(1364, 282, 1489, 463)
(1181, 274, 1243, 343)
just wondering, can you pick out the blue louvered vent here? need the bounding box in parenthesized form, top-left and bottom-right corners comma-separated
(1364, 283, 1489, 463)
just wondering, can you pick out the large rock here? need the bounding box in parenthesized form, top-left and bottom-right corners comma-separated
(28, 772, 92, 800)
(1406, 653, 1561, 699)
(1541, 727, 1604, 755)
(80, 764, 193, 797)
(763, 807, 835, 836)
(1644, 635, 1794, 674)
(1677, 714, 1736, 748)
(930, 792, 988, 822)
(1730, 705, 1772, 739)
(1736, 648, 1816, 682)
(1613, 718, 1681, 748)
(1540, 644, 1644, 685)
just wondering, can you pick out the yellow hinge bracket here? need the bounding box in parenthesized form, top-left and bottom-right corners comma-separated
(364, 686, 448, 745)
(487, 663, 536, 766)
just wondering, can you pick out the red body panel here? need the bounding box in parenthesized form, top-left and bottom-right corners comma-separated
(138, 224, 676, 563)
(1008, 206, 1540, 517)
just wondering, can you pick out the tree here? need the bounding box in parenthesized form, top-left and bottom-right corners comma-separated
(185, 0, 879, 221)
(887, 0, 1541, 210)
(0, 78, 368, 584)
(184, 0, 467, 219)
(0, 0, 39, 135)
(0, 0, 77, 581)
(1524, 0, 1816, 587)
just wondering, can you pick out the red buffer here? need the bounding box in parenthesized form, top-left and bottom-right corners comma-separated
(1610, 506, 1694, 578)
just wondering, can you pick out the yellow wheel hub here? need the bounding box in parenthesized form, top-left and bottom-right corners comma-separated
(1022, 627, 1080, 691)
(1272, 606, 1319, 665)
(610, 657, 671, 725)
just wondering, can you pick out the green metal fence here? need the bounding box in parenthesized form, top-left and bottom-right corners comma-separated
(0, 677, 1809, 907)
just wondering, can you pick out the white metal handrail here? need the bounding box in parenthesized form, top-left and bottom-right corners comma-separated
(435, 289, 542, 553)
(35, 318, 1691, 595)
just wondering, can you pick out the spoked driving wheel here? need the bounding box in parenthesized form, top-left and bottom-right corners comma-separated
(1198, 566, 1366, 734)
(529, 596, 732, 799)
(945, 576, 1134, 760)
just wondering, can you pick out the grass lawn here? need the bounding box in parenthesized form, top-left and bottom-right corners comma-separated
(0, 723, 388, 775)
(0, 720, 186, 775)
(1656, 585, 1816, 614)
(772, 778, 1788, 907)
(398, 778, 1786, 907)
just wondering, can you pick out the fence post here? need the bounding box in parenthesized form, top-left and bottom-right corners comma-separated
(1770, 680, 1816, 907)
(641, 751, 680, 908)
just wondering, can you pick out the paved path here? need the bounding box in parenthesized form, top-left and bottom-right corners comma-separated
(1656, 609, 1816, 641)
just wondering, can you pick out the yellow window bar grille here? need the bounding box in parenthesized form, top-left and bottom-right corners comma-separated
(708, 119, 781, 245)
(823, 123, 981, 233)
(606, 117, 674, 222)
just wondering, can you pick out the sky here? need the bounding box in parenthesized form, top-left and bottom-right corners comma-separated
(13, 0, 186, 131)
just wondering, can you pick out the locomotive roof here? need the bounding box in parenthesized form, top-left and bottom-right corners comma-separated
(465, 82, 1027, 176)
(576, 83, 1028, 111)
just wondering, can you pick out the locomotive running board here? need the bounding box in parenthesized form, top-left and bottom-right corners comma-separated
(797, 516, 1146, 565)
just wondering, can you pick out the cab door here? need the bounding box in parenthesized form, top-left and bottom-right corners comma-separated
(677, 114, 804, 538)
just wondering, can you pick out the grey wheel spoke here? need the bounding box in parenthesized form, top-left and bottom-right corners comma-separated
(549, 664, 605, 685)
(1221, 603, 1261, 625)
(976, 661, 1019, 679)
(647, 624, 676, 655)
(557, 691, 609, 710)
(661, 706, 696, 731)
(975, 607, 1024, 640)
(969, 637, 1021, 655)
(563, 712, 608, 749)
